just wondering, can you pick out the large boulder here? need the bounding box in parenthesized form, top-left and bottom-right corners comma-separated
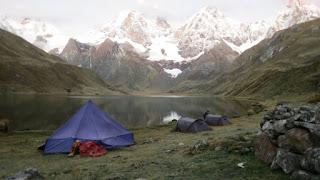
(293, 122, 320, 138)
(277, 128, 314, 154)
(255, 133, 278, 164)
(315, 107, 320, 124)
(272, 149, 302, 174)
(301, 148, 320, 174)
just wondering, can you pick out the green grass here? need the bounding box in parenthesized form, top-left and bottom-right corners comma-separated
(0, 111, 289, 180)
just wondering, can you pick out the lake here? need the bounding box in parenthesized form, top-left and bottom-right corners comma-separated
(0, 95, 254, 131)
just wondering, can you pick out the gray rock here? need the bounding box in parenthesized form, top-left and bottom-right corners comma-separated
(294, 122, 320, 138)
(276, 106, 287, 113)
(299, 110, 315, 123)
(315, 108, 320, 124)
(143, 138, 155, 144)
(301, 148, 320, 174)
(6, 168, 43, 180)
(214, 146, 223, 151)
(283, 112, 293, 119)
(271, 159, 281, 170)
(293, 114, 302, 121)
(285, 119, 295, 130)
(272, 149, 302, 174)
(189, 139, 209, 154)
(301, 106, 313, 112)
(311, 26, 320, 33)
(262, 121, 276, 138)
(263, 113, 273, 121)
(274, 120, 289, 133)
(262, 120, 289, 138)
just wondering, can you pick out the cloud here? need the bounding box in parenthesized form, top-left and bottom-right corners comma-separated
(1, 0, 319, 37)
(137, 0, 145, 5)
(153, 3, 160, 9)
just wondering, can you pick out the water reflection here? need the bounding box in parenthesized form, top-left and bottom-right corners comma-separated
(0, 95, 253, 131)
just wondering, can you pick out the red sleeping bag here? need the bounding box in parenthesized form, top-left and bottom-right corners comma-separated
(79, 141, 107, 157)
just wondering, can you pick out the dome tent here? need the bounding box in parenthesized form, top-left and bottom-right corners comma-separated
(204, 114, 231, 126)
(175, 117, 212, 133)
(43, 100, 134, 154)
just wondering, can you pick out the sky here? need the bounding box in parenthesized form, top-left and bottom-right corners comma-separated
(1, 0, 320, 36)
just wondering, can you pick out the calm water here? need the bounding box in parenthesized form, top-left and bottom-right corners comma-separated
(0, 95, 253, 131)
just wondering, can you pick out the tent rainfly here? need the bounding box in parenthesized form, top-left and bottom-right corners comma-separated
(204, 114, 231, 126)
(43, 100, 134, 154)
(175, 117, 212, 133)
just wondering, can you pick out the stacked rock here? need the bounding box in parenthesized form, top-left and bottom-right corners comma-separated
(255, 103, 320, 179)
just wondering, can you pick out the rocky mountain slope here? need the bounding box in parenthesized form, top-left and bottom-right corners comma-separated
(60, 38, 173, 91)
(172, 19, 320, 98)
(0, 29, 121, 95)
(172, 41, 239, 91)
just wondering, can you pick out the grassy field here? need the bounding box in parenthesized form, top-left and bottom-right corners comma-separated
(0, 107, 289, 180)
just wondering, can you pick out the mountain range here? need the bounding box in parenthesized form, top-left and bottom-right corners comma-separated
(3, 1, 319, 62)
(172, 18, 320, 98)
(1, 0, 320, 97)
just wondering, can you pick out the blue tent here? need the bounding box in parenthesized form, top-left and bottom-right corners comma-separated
(43, 100, 134, 154)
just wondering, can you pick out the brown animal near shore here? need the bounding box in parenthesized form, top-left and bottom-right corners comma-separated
(0, 119, 10, 133)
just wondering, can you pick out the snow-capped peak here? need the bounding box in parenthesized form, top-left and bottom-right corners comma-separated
(176, 6, 245, 58)
(78, 10, 189, 62)
(3, 1, 320, 63)
(0, 16, 68, 52)
(288, 0, 310, 7)
(267, 0, 320, 37)
(181, 6, 239, 34)
(156, 17, 171, 29)
(112, 10, 150, 33)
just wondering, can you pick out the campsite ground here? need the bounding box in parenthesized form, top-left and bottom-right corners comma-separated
(0, 99, 294, 180)
(2, 94, 318, 180)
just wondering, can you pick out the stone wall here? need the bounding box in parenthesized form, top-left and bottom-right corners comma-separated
(255, 103, 320, 179)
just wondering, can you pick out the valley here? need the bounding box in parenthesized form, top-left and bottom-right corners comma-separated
(1, 0, 320, 179)
(1, 1, 319, 97)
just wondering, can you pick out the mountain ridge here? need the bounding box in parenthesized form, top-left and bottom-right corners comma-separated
(4, 1, 320, 64)
(170, 18, 320, 98)
(0, 28, 123, 95)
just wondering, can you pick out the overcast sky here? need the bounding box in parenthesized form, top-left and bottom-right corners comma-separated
(1, 0, 320, 36)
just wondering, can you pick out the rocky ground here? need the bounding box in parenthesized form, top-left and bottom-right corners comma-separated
(0, 107, 289, 180)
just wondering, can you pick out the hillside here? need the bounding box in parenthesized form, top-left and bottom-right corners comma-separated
(171, 19, 320, 99)
(0, 29, 122, 95)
